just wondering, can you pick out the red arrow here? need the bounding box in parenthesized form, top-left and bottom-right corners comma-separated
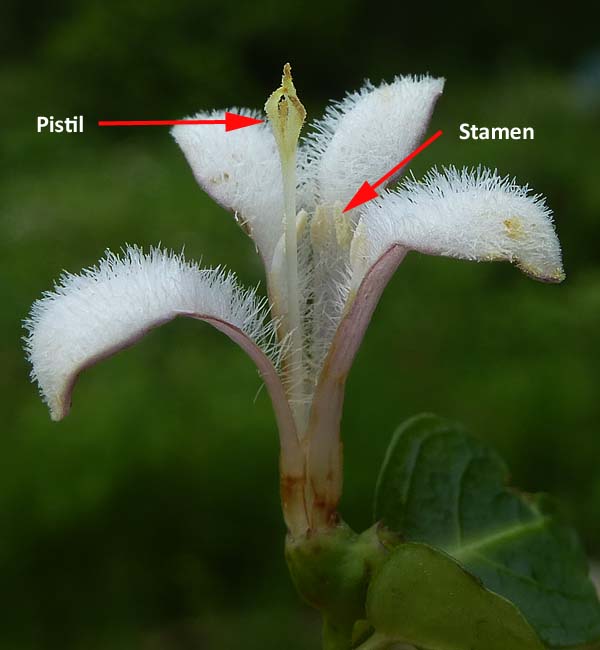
(343, 129, 443, 212)
(97, 112, 263, 132)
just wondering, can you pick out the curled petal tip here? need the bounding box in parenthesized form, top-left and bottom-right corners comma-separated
(352, 167, 564, 287)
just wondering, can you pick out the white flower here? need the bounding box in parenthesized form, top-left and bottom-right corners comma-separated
(24, 65, 563, 537)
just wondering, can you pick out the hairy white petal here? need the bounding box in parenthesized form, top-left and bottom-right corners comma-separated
(24, 246, 282, 421)
(305, 76, 445, 207)
(307, 166, 564, 504)
(351, 167, 565, 286)
(172, 109, 285, 265)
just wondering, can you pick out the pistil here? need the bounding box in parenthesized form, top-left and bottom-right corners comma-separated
(265, 64, 307, 430)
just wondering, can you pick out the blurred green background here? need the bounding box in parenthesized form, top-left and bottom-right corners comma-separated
(2, 1, 599, 648)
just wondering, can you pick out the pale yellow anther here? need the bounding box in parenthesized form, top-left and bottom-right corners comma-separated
(310, 203, 352, 252)
(310, 205, 329, 249)
(349, 220, 369, 288)
(296, 209, 309, 238)
(333, 204, 353, 250)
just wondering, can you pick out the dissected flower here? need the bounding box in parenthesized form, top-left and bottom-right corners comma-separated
(24, 64, 563, 537)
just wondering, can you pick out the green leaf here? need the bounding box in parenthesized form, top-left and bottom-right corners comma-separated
(366, 542, 545, 650)
(374, 414, 600, 649)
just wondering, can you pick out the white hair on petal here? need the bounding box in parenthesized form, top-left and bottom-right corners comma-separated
(351, 166, 565, 286)
(302, 75, 445, 207)
(172, 108, 286, 265)
(24, 246, 280, 420)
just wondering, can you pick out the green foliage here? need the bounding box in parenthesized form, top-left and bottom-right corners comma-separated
(283, 416, 600, 650)
(374, 415, 600, 648)
(366, 542, 544, 650)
